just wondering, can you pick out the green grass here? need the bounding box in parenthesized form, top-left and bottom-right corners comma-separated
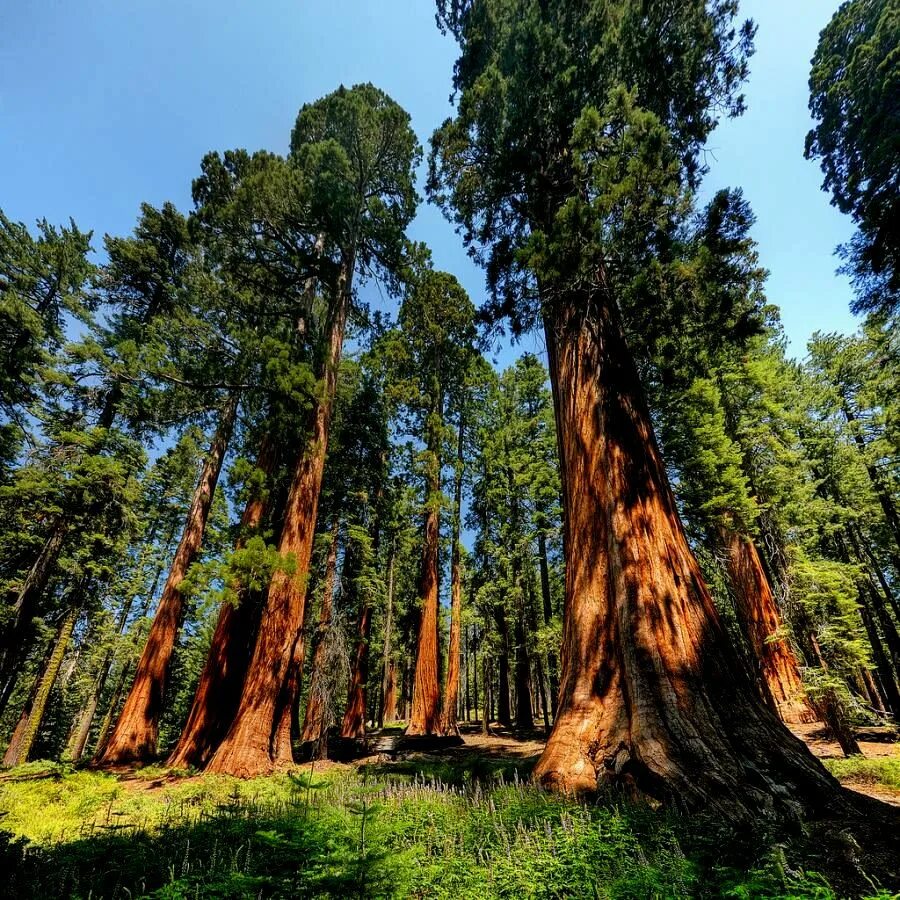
(0, 756, 894, 899)
(824, 756, 900, 790)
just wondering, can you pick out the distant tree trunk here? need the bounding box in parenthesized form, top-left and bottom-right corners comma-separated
(4, 601, 78, 766)
(341, 603, 372, 739)
(843, 403, 900, 566)
(719, 527, 817, 725)
(536, 532, 559, 716)
(441, 418, 465, 737)
(472, 626, 479, 725)
(482, 654, 492, 734)
(513, 606, 533, 732)
(533, 290, 837, 816)
(464, 625, 471, 722)
(98, 394, 237, 766)
(167, 434, 277, 770)
(407, 432, 442, 736)
(525, 576, 551, 732)
(379, 545, 397, 726)
(858, 604, 900, 717)
(207, 281, 350, 777)
(492, 606, 512, 729)
(0, 521, 69, 709)
(300, 517, 341, 746)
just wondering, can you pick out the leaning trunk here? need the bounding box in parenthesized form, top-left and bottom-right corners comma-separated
(4, 602, 78, 766)
(533, 290, 837, 819)
(206, 283, 350, 777)
(98, 394, 237, 765)
(719, 527, 817, 725)
(167, 434, 277, 769)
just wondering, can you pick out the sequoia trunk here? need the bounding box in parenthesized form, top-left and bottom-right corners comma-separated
(98, 394, 237, 765)
(720, 528, 817, 725)
(206, 286, 350, 777)
(407, 497, 441, 735)
(440, 418, 465, 736)
(167, 435, 277, 769)
(341, 603, 372, 739)
(533, 290, 838, 819)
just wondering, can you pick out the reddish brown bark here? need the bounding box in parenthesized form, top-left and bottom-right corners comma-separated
(440, 419, 465, 736)
(167, 435, 277, 770)
(533, 292, 837, 818)
(341, 603, 372, 739)
(720, 528, 817, 725)
(98, 395, 237, 765)
(407, 494, 441, 735)
(300, 516, 341, 747)
(206, 290, 349, 777)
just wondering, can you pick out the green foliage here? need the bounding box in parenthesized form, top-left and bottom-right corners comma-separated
(0, 761, 875, 899)
(806, 0, 900, 316)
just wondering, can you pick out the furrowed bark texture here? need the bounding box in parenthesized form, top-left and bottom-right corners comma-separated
(441, 419, 465, 736)
(167, 435, 277, 769)
(407, 498, 441, 735)
(533, 292, 838, 819)
(720, 528, 817, 725)
(98, 395, 237, 765)
(341, 603, 372, 739)
(206, 292, 349, 777)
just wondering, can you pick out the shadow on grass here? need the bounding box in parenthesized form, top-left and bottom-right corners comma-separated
(0, 803, 389, 900)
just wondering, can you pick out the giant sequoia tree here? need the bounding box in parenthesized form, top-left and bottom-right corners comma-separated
(206, 85, 419, 776)
(430, 0, 837, 817)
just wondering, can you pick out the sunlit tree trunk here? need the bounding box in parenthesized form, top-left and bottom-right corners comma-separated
(206, 282, 350, 777)
(407, 420, 442, 736)
(719, 527, 817, 725)
(533, 290, 837, 817)
(98, 395, 237, 765)
(441, 419, 465, 736)
(166, 435, 277, 769)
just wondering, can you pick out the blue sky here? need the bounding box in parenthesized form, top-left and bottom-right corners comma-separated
(1, 0, 857, 363)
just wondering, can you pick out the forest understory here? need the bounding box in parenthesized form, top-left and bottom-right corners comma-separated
(1, 722, 899, 899)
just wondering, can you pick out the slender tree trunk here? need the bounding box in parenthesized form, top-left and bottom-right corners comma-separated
(3, 602, 78, 766)
(207, 282, 350, 777)
(0, 520, 68, 693)
(464, 625, 471, 722)
(843, 404, 900, 565)
(513, 606, 533, 731)
(379, 545, 397, 726)
(537, 532, 559, 716)
(472, 627, 479, 726)
(407, 439, 442, 736)
(98, 395, 237, 765)
(858, 603, 900, 717)
(482, 654, 492, 734)
(167, 434, 277, 769)
(441, 418, 465, 736)
(533, 291, 837, 817)
(492, 606, 512, 729)
(719, 527, 817, 725)
(300, 517, 341, 745)
(341, 603, 372, 739)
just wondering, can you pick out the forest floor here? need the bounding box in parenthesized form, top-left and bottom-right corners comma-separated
(0, 722, 899, 898)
